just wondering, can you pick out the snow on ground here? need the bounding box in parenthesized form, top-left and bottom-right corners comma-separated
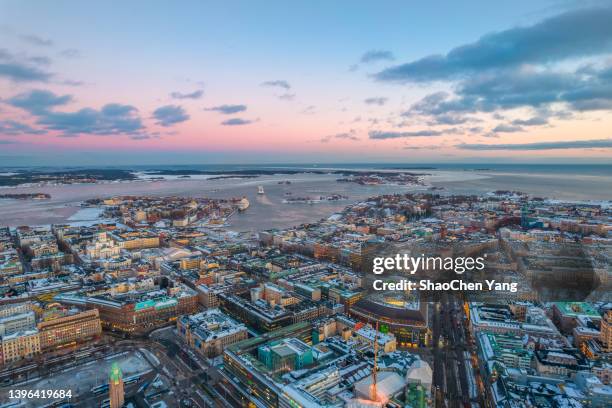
(422, 170, 491, 183)
(67, 207, 105, 221)
(0, 351, 154, 407)
(132, 172, 220, 181)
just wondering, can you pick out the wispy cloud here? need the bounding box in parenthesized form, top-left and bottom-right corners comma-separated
(261, 80, 291, 90)
(205, 104, 247, 114)
(0, 120, 46, 136)
(492, 124, 523, 133)
(404, 144, 445, 150)
(321, 130, 359, 143)
(301, 105, 316, 115)
(278, 93, 295, 101)
(369, 128, 457, 139)
(170, 89, 204, 100)
(360, 50, 395, 64)
(0, 49, 53, 82)
(364, 97, 388, 106)
(457, 139, 612, 150)
(221, 118, 256, 126)
(511, 116, 549, 126)
(20, 34, 53, 47)
(59, 48, 81, 58)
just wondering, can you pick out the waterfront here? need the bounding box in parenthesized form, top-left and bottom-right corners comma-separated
(1, 167, 611, 229)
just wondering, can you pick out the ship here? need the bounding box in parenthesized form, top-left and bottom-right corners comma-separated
(257, 185, 265, 195)
(237, 197, 250, 211)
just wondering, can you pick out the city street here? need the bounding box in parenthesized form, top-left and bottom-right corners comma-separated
(432, 293, 483, 408)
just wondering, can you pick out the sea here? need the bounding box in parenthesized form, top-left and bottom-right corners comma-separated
(1, 163, 611, 231)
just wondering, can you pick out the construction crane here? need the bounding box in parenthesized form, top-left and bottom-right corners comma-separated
(369, 321, 379, 402)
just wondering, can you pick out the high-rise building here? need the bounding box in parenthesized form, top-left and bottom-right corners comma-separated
(109, 362, 124, 408)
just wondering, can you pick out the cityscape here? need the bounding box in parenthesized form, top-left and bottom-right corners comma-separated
(1, 1, 612, 407)
(0, 181, 610, 407)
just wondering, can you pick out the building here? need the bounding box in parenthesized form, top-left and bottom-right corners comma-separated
(354, 324, 397, 353)
(477, 332, 532, 370)
(109, 362, 125, 408)
(37, 309, 102, 350)
(0, 302, 35, 319)
(534, 349, 589, 377)
(223, 322, 314, 408)
(1, 329, 41, 365)
(219, 292, 293, 332)
(600, 310, 612, 353)
(54, 284, 198, 334)
(552, 302, 601, 334)
(257, 338, 313, 373)
(0, 311, 36, 336)
(350, 293, 430, 347)
(0, 249, 23, 278)
(178, 309, 248, 357)
(110, 230, 160, 250)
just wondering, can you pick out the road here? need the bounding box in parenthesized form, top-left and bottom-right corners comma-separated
(149, 326, 238, 408)
(432, 293, 483, 408)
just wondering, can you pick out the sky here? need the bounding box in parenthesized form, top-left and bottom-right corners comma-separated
(1, 0, 612, 166)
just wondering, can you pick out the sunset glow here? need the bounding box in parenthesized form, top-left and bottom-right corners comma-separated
(1, 0, 612, 165)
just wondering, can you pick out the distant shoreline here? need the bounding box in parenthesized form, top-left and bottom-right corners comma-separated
(0, 167, 430, 188)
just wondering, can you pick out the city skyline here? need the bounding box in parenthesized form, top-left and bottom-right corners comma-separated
(1, 0, 612, 165)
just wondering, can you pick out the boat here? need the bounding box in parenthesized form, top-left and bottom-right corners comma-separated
(257, 185, 265, 195)
(238, 197, 250, 211)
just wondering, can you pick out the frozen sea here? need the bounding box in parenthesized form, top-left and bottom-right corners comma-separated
(0, 164, 610, 231)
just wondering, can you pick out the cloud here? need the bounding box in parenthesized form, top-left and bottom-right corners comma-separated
(403, 63, 612, 123)
(20, 34, 53, 47)
(8, 89, 145, 136)
(39, 104, 143, 135)
(364, 97, 388, 106)
(170, 89, 204, 100)
(360, 50, 395, 64)
(511, 116, 549, 126)
(374, 6, 612, 130)
(8, 89, 72, 114)
(0, 139, 20, 144)
(492, 124, 523, 133)
(0, 49, 53, 82)
(404, 144, 445, 150)
(321, 130, 359, 143)
(301, 105, 316, 115)
(278, 93, 295, 101)
(221, 118, 256, 126)
(205, 104, 247, 114)
(261, 80, 291, 90)
(62, 79, 84, 86)
(59, 49, 81, 58)
(427, 113, 476, 126)
(153, 105, 189, 126)
(457, 139, 612, 150)
(375, 6, 612, 82)
(369, 129, 455, 139)
(0, 120, 46, 136)
(28, 56, 51, 66)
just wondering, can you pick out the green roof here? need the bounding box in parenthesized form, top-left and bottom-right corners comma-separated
(109, 362, 122, 383)
(554, 302, 599, 318)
